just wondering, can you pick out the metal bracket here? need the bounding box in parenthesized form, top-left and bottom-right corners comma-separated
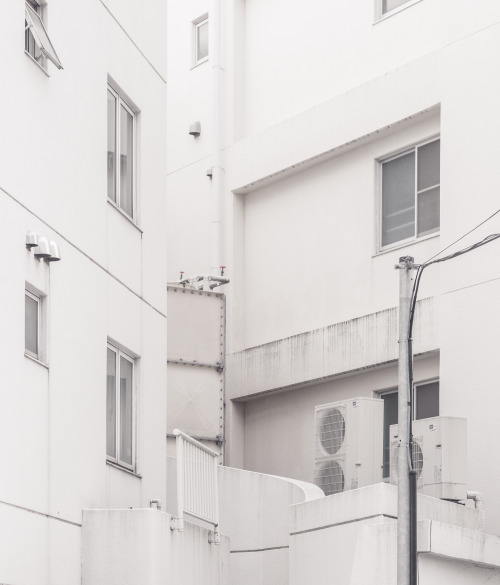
(208, 528, 221, 545)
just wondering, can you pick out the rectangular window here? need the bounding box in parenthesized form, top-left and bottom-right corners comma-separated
(381, 138, 440, 249)
(107, 344, 135, 470)
(25, 290, 40, 359)
(193, 15, 208, 65)
(107, 86, 135, 219)
(380, 380, 439, 478)
(24, 1, 63, 70)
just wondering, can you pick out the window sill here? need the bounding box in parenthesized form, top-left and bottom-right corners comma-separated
(373, 0, 423, 23)
(25, 51, 50, 77)
(106, 460, 142, 478)
(373, 231, 439, 258)
(190, 57, 209, 70)
(24, 353, 49, 369)
(107, 200, 143, 234)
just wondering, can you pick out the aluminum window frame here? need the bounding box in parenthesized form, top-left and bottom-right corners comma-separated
(193, 15, 209, 66)
(24, 1, 63, 70)
(25, 289, 40, 360)
(106, 343, 136, 471)
(107, 85, 137, 221)
(378, 136, 440, 252)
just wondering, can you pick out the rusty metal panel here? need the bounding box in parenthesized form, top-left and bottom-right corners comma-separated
(167, 286, 225, 455)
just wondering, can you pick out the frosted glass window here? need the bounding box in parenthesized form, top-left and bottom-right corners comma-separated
(120, 105, 134, 217)
(25, 291, 39, 357)
(382, 0, 410, 14)
(24, 1, 63, 69)
(107, 86, 135, 220)
(120, 357, 133, 465)
(382, 392, 398, 478)
(107, 90, 117, 202)
(196, 19, 209, 62)
(107, 344, 135, 470)
(381, 138, 440, 248)
(382, 152, 415, 247)
(106, 348, 117, 458)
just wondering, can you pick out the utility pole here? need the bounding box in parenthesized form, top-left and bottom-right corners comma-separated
(396, 256, 414, 585)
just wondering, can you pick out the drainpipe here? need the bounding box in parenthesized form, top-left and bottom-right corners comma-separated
(210, 0, 223, 276)
(466, 491, 484, 510)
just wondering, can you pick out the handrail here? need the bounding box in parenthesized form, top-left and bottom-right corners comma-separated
(172, 429, 220, 544)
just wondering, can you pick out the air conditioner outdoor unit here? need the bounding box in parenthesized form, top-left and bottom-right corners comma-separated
(314, 397, 383, 496)
(389, 416, 467, 501)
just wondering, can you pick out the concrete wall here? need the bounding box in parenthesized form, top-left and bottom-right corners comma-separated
(218, 466, 323, 585)
(82, 509, 229, 585)
(0, 1, 167, 584)
(290, 484, 498, 585)
(164, 0, 500, 540)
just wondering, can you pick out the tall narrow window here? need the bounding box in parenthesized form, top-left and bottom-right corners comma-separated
(107, 86, 135, 220)
(24, 1, 63, 70)
(381, 138, 440, 249)
(193, 15, 208, 65)
(25, 290, 40, 359)
(107, 344, 135, 470)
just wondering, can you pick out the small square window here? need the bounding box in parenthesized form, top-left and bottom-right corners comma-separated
(24, 1, 63, 70)
(193, 16, 209, 65)
(107, 344, 136, 470)
(107, 86, 136, 220)
(380, 138, 440, 249)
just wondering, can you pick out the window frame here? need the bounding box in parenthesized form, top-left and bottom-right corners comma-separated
(106, 343, 136, 471)
(24, 0, 63, 70)
(193, 14, 209, 66)
(378, 136, 440, 252)
(377, 0, 423, 21)
(107, 85, 137, 221)
(378, 379, 439, 479)
(25, 289, 40, 360)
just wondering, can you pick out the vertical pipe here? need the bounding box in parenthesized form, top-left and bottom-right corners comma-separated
(410, 470, 418, 585)
(397, 256, 414, 585)
(210, 0, 223, 275)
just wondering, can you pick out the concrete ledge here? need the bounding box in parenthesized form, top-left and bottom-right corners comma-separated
(290, 483, 484, 536)
(227, 300, 437, 400)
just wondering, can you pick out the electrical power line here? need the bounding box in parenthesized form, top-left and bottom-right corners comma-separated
(425, 208, 500, 264)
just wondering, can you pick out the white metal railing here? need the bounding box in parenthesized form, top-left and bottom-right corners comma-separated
(172, 428, 220, 544)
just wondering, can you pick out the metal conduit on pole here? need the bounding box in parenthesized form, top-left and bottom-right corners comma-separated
(396, 256, 415, 585)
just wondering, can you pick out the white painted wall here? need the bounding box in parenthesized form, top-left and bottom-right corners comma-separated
(165, 0, 500, 540)
(0, 1, 167, 583)
(82, 509, 229, 585)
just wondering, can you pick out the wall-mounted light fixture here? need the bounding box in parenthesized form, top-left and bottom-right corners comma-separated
(27, 231, 62, 263)
(189, 121, 201, 137)
(26, 231, 38, 249)
(34, 236, 51, 259)
(46, 241, 61, 262)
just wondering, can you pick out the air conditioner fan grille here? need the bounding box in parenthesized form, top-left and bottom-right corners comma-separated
(319, 408, 345, 455)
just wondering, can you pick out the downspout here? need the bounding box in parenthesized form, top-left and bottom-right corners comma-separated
(210, 0, 223, 276)
(466, 491, 484, 510)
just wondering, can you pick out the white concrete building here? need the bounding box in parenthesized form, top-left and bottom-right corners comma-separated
(4, 0, 500, 583)
(166, 0, 500, 568)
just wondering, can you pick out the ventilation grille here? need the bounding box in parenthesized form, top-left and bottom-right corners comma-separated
(390, 438, 423, 484)
(317, 407, 346, 456)
(315, 460, 345, 496)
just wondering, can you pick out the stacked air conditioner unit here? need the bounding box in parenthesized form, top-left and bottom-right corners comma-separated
(389, 416, 467, 501)
(314, 397, 383, 496)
